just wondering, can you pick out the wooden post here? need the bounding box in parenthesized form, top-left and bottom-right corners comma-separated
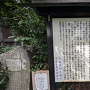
(46, 15, 56, 90)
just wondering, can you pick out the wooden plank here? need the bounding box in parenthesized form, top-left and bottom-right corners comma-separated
(46, 16, 56, 90)
(32, 0, 90, 3)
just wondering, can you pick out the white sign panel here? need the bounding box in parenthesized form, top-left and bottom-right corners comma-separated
(35, 73, 48, 90)
(52, 18, 90, 82)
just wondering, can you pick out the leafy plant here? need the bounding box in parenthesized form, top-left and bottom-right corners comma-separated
(0, 62, 9, 90)
(0, 46, 10, 89)
(56, 82, 66, 90)
(0, 1, 48, 71)
(0, 46, 12, 54)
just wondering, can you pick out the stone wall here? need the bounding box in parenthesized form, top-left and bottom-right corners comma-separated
(0, 46, 30, 90)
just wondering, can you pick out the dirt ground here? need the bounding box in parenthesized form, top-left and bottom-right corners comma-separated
(58, 82, 90, 90)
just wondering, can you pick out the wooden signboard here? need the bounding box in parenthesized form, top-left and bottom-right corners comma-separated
(32, 70, 50, 90)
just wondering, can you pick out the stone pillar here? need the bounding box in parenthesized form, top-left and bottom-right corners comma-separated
(0, 46, 30, 90)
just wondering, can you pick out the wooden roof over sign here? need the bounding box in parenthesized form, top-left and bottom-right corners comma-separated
(32, 0, 90, 3)
(30, 0, 90, 17)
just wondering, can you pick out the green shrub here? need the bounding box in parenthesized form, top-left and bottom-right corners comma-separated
(0, 46, 12, 54)
(0, 62, 9, 90)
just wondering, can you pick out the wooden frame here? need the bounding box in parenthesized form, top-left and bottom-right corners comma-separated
(46, 17, 57, 90)
(30, 2, 90, 90)
(32, 70, 50, 90)
(46, 12, 90, 89)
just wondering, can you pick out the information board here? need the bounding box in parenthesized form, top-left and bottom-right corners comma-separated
(32, 70, 50, 90)
(52, 18, 90, 82)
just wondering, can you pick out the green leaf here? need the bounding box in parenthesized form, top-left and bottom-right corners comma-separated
(18, 20, 23, 25)
(14, 37, 20, 42)
(0, 77, 6, 84)
(8, 36, 15, 38)
(4, 2, 12, 7)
